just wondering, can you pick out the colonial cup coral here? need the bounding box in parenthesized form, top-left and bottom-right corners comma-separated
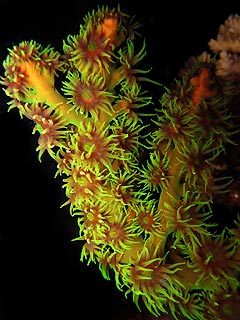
(1, 5, 240, 320)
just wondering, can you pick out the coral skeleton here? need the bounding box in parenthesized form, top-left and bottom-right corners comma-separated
(1, 5, 240, 320)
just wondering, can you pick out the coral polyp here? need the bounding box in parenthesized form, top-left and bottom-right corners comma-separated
(187, 230, 240, 290)
(62, 71, 115, 118)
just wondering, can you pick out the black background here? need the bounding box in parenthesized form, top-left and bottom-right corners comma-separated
(1, 1, 240, 320)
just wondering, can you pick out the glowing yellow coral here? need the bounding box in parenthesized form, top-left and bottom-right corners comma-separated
(1, 5, 240, 320)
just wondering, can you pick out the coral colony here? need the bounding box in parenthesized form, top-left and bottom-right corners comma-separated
(1, 5, 240, 320)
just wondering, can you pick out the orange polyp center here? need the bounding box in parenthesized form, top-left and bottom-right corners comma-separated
(101, 18, 118, 44)
(82, 89, 95, 104)
(190, 67, 218, 105)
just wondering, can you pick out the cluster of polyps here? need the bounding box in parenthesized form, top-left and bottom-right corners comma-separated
(1, 5, 240, 319)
